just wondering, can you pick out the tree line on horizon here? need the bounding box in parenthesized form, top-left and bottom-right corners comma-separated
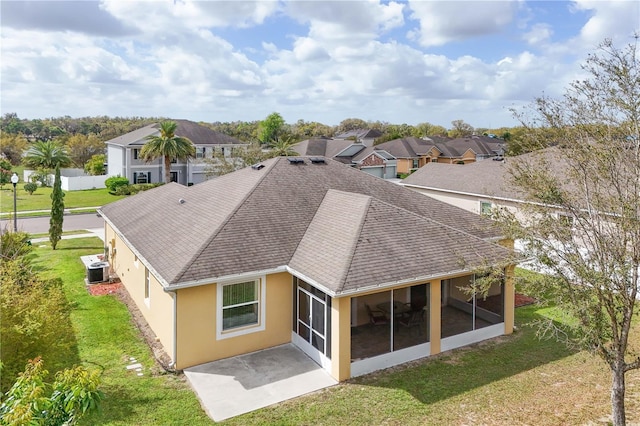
(0, 113, 527, 166)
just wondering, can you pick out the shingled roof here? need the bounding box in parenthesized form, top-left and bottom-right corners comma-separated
(402, 148, 566, 201)
(99, 157, 510, 295)
(104, 119, 246, 147)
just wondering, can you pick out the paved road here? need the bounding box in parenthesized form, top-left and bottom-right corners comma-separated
(1, 213, 104, 234)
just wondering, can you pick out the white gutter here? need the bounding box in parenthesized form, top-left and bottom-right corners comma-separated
(165, 266, 288, 291)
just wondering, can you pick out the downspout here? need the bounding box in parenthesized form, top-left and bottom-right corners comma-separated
(168, 290, 178, 370)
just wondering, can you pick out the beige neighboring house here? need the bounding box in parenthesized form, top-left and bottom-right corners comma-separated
(99, 156, 514, 381)
(401, 148, 570, 222)
(373, 135, 506, 175)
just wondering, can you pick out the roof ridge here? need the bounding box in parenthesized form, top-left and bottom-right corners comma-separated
(334, 193, 372, 293)
(171, 158, 278, 283)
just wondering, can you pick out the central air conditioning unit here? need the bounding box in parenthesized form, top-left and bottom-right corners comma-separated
(87, 261, 109, 284)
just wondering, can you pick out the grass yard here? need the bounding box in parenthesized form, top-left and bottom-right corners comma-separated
(31, 240, 640, 425)
(0, 186, 124, 213)
(32, 238, 212, 425)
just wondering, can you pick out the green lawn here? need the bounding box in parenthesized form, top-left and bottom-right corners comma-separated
(0, 186, 124, 213)
(33, 238, 212, 425)
(31, 241, 640, 425)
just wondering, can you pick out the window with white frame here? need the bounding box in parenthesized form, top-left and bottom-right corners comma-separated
(134, 172, 149, 184)
(144, 268, 150, 305)
(195, 147, 205, 159)
(480, 201, 492, 216)
(218, 277, 265, 338)
(133, 149, 139, 160)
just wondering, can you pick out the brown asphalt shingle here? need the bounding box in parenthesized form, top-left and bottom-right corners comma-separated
(100, 157, 511, 294)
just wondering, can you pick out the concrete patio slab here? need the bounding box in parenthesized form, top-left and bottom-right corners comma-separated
(184, 344, 337, 421)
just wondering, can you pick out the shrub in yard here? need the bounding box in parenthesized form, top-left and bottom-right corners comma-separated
(23, 182, 38, 195)
(0, 261, 77, 394)
(0, 357, 102, 426)
(114, 183, 163, 196)
(104, 176, 129, 194)
(114, 185, 131, 196)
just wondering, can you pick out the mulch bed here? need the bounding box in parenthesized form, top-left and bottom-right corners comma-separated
(87, 281, 122, 296)
(515, 293, 536, 307)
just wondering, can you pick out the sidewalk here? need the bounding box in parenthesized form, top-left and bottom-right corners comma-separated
(30, 228, 105, 243)
(0, 206, 102, 217)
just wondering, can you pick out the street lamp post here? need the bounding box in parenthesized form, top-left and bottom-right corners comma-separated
(10, 173, 19, 232)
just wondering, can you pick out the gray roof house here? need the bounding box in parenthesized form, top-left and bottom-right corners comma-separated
(105, 119, 248, 186)
(99, 156, 515, 385)
(293, 138, 398, 179)
(334, 128, 383, 147)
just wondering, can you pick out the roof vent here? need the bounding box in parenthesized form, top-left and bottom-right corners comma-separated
(178, 198, 186, 204)
(310, 157, 326, 164)
(251, 163, 265, 170)
(287, 158, 305, 164)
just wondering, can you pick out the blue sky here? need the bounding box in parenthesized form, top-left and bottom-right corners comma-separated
(1, 1, 638, 129)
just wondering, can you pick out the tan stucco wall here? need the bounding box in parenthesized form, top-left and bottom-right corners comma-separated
(396, 158, 414, 174)
(104, 224, 175, 357)
(175, 271, 293, 369)
(331, 297, 351, 381)
(430, 279, 441, 354)
(504, 265, 515, 335)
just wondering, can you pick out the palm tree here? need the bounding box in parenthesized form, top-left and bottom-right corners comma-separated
(268, 136, 299, 157)
(23, 140, 71, 170)
(140, 121, 195, 183)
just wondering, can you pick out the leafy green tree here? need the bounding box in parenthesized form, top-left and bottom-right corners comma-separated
(23, 182, 38, 195)
(84, 154, 106, 175)
(334, 118, 368, 134)
(0, 133, 28, 165)
(291, 119, 333, 139)
(0, 159, 12, 188)
(500, 38, 639, 426)
(413, 122, 448, 137)
(258, 112, 287, 145)
(65, 134, 104, 167)
(22, 140, 71, 171)
(140, 121, 195, 183)
(205, 143, 268, 177)
(448, 119, 474, 138)
(49, 166, 64, 250)
(0, 358, 102, 426)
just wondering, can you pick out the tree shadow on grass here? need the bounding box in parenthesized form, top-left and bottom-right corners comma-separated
(350, 305, 578, 406)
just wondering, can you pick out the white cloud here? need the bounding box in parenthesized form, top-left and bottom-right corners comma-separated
(523, 23, 553, 46)
(2, 0, 638, 128)
(101, 0, 279, 31)
(408, 0, 519, 47)
(573, 0, 639, 45)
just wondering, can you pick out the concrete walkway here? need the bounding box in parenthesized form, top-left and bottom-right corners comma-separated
(0, 206, 103, 217)
(30, 228, 105, 243)
(184, 344, 337, 421)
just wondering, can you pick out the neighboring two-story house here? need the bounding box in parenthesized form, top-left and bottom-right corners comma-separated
(105, 119, 248, 186)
